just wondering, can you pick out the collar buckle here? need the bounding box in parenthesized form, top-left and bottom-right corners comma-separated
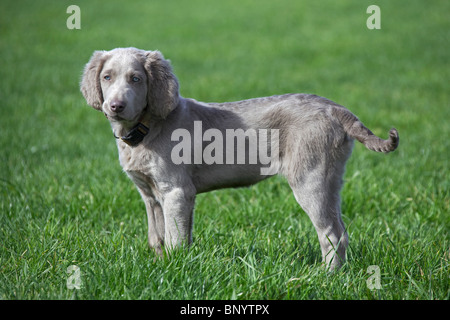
(115, 123, 149, 147)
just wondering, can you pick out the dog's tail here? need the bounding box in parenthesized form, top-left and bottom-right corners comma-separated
(332, 106, 399, 153)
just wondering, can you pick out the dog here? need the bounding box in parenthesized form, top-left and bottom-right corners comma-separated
(80, 47, 399, 270)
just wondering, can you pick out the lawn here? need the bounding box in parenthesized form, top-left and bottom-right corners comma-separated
(0, 0, 448, 300)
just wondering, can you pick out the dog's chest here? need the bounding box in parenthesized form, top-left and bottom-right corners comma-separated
(117, 142, 150, 170)
(118, 145, 136, 170)
(117, 143, 160, 197)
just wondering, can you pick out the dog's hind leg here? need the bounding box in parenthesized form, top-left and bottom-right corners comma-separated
(289, 166, 349, 270)
(285, 130, 353, 271)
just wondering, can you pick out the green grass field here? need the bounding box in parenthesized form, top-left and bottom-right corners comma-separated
(0, 0, 448, 300)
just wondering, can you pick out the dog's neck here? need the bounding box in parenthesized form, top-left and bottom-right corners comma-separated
(108, 107, 158, 147)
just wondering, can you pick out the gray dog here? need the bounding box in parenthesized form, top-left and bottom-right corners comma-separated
(81, 47, 399, 270)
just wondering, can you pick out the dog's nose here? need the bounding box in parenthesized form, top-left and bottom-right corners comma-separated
(110, 100, 126, 113)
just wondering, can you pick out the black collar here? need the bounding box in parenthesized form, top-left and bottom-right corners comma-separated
(114, 122, 149, 147)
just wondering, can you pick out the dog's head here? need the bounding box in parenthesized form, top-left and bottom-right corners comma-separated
(80, 47, 180, 122)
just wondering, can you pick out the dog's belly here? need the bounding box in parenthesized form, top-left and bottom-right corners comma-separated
(192, 163, 271, 193)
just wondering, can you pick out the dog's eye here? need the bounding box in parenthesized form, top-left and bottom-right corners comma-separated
(103, 75, 111, 81)
(132, 76, 140, 82)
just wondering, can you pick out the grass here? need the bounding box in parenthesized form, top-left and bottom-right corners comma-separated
(0, 0, 449, 300)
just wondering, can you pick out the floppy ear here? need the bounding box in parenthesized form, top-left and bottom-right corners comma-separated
(144, 51, 180, 119)
(80, 51, 107, 110)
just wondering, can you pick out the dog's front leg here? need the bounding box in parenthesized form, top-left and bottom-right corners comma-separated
(133, 183, 165, 257)
(143, 197, 165, 256)
(162, 186, 196, 252)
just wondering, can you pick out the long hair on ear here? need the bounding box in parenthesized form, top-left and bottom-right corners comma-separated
(80, 51, 107, 110)
(144, 51, 180, 119)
